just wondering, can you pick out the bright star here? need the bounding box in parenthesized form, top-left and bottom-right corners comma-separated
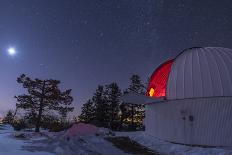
(7, 47, 16, 56)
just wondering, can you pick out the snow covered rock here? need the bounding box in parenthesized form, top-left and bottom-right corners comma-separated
(66, 123, 99, 137)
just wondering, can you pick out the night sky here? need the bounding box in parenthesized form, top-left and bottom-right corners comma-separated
(0, 0, 232, 116)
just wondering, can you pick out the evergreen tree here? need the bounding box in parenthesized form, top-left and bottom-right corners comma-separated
(92, 85, 108, 126)
(119, 94, 131, 129)
(105, 82, 121, 128)
(59, 106, 72, 122)
(78, 100, 95, 123)
(128, 75, 145, 94)
(15, 74, 74, 132)
(3, 110, 14, 124)
(126, 74, 145, 128)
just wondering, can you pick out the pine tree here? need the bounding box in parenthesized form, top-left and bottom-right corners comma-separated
(15, 74, 74, 132)
(126, 74, 145, 128)
(119, 90, 131, 128)
(78, 100, 95, 123)
(92, 85, 108, 126)
(105, 82, 121, 129)
(3, 110, 14, 124)
(128, 75, 145, 94)
(59, 106, 72, 123)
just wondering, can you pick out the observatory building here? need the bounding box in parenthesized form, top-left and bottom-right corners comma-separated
(122, 47, 232, 146)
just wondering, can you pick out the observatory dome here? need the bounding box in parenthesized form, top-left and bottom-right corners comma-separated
(147, 47, 232, 100)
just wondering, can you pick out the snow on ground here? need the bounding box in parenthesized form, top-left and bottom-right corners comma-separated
(0, 125, 52, 155)
(23, 133, 129, 155)
(0, 124, 128, 155)
(116, 131, 232, 155)
(4, 123, 128, 155)
(24, 123, 128, 155)
(1, 123, 232, 155)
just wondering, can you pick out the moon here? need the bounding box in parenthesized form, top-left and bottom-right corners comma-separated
(7, 47, 16, 56)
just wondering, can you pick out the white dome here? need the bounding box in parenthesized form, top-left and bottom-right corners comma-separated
(166, 47, 232, 100)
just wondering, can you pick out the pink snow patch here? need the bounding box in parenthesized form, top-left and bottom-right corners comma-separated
(67, 123, 98, 137)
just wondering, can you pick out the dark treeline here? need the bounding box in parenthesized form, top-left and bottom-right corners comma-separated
(78, 74, 146, 131)
(3, 74, 146, 132)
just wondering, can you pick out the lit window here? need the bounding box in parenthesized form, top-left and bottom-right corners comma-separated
(149, 88, 155, 97)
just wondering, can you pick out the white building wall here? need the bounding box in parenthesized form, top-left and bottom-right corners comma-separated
(145, 97, 232, 146)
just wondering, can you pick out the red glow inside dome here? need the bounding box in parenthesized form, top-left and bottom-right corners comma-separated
(146, 59, 173, 98)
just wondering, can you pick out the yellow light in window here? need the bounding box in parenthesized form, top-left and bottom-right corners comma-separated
(149, 88, 155, 97)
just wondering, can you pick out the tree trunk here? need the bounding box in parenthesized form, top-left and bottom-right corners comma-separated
(35, 80, 46, 132)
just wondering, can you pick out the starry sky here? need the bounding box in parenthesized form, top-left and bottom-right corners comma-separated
(0, 0, 232, 116)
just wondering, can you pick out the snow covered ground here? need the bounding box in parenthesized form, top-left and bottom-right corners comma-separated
(23, 132, 128, 155)
(0, 124, 128, 155)
(0, 124, 232, 155)
(116, 131, 232, 155)
(0, 125, 52, 155)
